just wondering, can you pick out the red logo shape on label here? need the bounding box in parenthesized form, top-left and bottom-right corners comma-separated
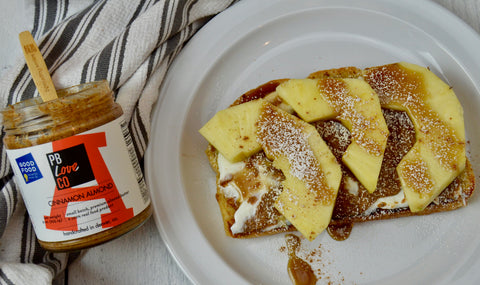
(44, 132, 134, 231)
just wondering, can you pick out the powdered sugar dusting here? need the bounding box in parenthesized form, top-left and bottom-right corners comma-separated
(364, 64, 464, 169)
(401, 156, 435, 194)
(256, 103, 334, 204)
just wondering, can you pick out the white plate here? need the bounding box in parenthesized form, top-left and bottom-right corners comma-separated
(145, 0, 480, 284)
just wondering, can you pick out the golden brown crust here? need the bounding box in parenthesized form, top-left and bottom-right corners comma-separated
(308, 66, 362, 79)
(231, 79, 287, 106)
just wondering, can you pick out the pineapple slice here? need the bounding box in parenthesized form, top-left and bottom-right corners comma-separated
(257, 103, 342, 241)
(199, 99, 265, 162)
(364, 62, 466, 212)
(277, 78, 389, 193)
(276, 79, 337, 122)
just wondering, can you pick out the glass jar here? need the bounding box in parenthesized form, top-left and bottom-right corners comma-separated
(1, 80, 152, 252)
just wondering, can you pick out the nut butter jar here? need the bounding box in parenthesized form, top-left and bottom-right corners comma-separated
(1, 80, 152, 252)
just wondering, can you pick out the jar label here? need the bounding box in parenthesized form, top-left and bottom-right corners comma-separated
(6, 116, 150, 242)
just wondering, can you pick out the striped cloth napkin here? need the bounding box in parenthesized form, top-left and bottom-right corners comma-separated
(0, 0, 236, 284)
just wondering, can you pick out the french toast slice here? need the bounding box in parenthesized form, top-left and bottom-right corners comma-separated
(204, 64, 475, 240)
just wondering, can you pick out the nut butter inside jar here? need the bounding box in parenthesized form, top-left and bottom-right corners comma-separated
(1, 80, 151, 252)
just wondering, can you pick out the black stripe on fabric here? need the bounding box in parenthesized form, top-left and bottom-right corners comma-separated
(0, 149, 10, 184)
(21, 81, 39, 102)
(47, 252, 62, 272)
(135, 107, 148, 149)
(10, 179, 18, 216)
(138, 156, 145, 173)
(40, 253, 59, 276)
(6, 65, 29, 105)
(80, 58, 90, 83)
(0, 191, 8, 238)
(146, 49, 160, 82)
(108, 36, 120, 87)
(94, 41, 114, 82)
(164, 25, 185, 61)
(171, 0, 190, 35)
(0, 174, 13, 196)
(0, 269, 15, 285)
(0, 138, 7, 183)
(82, 50, 101, 83)
(31, 0, 42, 37)
(0, 166, 13, 189)
(0, 150, 5, 177)
(0, 175, 14, 237)
(32, 237, 47, 264)
(62, 0, 69, 21)
(129, 114, 144, 162)
(43, 0, 59, 35)
(156, 0, 172, 46)
(20, 211, 31, 263)
(112, 28, 129, 89)
(68, 250, 81, 263)
(128, 0, 149, 26)
(147, 43, 160, 78)
(134, 108, 148, 154)
(183, 0, 199, 30)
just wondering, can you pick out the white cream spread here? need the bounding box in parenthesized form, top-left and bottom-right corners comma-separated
(218, 153, 245, 180)
(345, 176, 359, 196)
(230, 187, 267, 234)
(217, 154, 244, 200)
(346, 174, 410, 215)
(217, 153, 286, 234)
(363, 189, 409, 216)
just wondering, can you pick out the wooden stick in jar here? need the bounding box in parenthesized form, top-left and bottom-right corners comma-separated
(19, 31, 58, 102)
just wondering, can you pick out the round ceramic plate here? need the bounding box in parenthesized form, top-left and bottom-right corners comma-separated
(145, 0, 480, 284)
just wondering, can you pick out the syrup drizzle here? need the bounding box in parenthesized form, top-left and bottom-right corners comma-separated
(285, 234, 318, 285)
(327, 222, 353, 241)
